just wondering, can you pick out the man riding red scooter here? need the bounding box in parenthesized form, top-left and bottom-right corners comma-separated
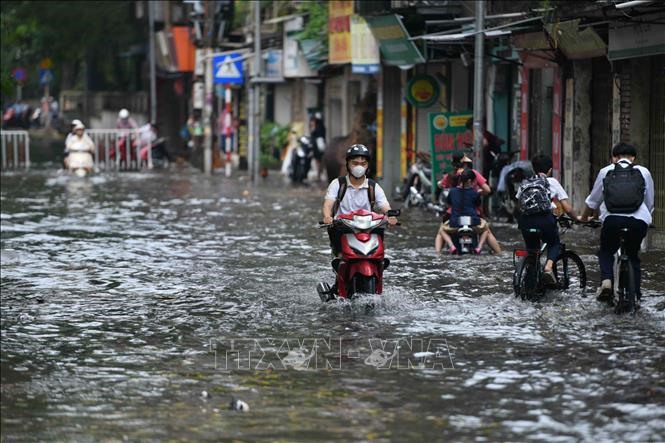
(318, 144, 399, 301)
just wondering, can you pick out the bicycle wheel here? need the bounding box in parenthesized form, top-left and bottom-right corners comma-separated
(514, 255, 538, 300)
(616, 259, 638, 314)
(553, 251, 587, 296)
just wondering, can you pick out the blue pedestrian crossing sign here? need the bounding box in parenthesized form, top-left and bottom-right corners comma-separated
(213, 53, 244, 85)
(39, 69, 53, 85)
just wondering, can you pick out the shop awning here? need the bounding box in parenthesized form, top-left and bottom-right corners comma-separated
(544, 19, 606, 59)
(366, 14, 425, 67)
(608, 23, 665, 60)
(511, 31, 558, 68)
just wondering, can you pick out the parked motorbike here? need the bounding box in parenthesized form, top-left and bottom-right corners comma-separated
(497, 159, 533, 222)
(289, 135, 313, 184)
(109, 134, 139, 166)
(400, 153, 447, 216)
(450, 215, 479, 255)
(317, 209, 400, 301)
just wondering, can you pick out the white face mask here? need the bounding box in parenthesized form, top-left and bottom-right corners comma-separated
(350, 165, 367, 178)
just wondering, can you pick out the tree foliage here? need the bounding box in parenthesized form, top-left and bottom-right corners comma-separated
(1, 1, 144, 100)
(295, 1, 328, 47)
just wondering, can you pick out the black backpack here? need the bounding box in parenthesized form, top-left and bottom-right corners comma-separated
(603, 162, 645, 213)
(517, 176, 551, 215)
(332, 177, 376, 215)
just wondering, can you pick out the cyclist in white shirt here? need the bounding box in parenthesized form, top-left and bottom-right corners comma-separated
(579, 142, 655, 302)
(516, 154, 577, 284)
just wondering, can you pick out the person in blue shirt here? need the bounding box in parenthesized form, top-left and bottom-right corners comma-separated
(439, 168, 489, 254)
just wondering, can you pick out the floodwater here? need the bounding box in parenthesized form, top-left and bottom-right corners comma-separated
(1, 167, 664, 442)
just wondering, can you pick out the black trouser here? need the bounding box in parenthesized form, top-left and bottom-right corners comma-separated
(518, 212, 560, 262)
(328, 226, 343, 257)
(599, 216, 648, 296)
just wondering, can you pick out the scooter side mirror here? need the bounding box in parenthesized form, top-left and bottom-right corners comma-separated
(386, 209, 401, 217)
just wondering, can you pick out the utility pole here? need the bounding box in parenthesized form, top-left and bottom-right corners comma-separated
(472, 0, 485, 175)
(203, 0, 214, 175)
(148, 1, 157, 124)
(251, 1, 261, 184)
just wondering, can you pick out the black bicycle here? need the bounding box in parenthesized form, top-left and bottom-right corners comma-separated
(608, 226, 645, 315)
(512, 215, 591, 300)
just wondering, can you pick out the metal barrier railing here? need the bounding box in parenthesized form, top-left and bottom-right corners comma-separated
(1, 130, 30, 170)
(86, 129, 152, 171)
(1, 129, 153, 171)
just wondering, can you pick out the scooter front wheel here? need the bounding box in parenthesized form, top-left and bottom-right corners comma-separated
(350, 275, 376, 297)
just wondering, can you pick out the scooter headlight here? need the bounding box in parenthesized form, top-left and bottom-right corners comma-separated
(352, 214, 372, 230)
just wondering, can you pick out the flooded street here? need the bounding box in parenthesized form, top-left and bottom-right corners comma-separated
(2, 168, 664, 441)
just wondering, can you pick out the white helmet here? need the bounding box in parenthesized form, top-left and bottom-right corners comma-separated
(73, 121, 85, 130)
(118, 109, 129, 119)
(71, 119, 83, 127)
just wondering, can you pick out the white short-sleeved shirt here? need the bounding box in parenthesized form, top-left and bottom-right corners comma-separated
(325, 176, 389, 216)
(515, 174, 569, 211)
(547, 177, 568, 201)
(585, 159, 655, 224)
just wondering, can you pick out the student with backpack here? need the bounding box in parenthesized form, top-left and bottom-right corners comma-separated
(579, 142, 655, 302)
(322, 144, 398, 256)
(516, 154, 578, 285)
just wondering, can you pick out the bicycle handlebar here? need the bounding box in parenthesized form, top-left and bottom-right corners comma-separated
(557, 214, 601, 229)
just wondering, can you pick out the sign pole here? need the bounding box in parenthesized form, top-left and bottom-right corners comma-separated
(204, 50, 213, 175)
(224, 85, 233, 177)
(44, 82, 51, 127)
(472, 1, 485, 175)
(252, 0, 261, 184)
(148, 1, 157, 124)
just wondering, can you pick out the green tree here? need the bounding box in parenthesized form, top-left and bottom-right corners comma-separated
(1, 1, 144, 100)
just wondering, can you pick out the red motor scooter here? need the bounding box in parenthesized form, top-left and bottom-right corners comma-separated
(318, 209, 400, 301)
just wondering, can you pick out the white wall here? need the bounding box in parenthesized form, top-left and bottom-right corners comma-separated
(450, 59, 470, 112)
(274, 83, 292, 127)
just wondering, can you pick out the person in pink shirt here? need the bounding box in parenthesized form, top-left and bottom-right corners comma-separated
(435, 152, 502, 254)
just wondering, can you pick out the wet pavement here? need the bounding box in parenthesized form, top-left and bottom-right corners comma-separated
(1, 167, 664, 441)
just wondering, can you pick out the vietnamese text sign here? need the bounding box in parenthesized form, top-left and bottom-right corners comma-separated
(367, 14, 425, 67)
(429, 112, 473, 182)
(329, 1, 353, 64)
(351, 15, 379, 74)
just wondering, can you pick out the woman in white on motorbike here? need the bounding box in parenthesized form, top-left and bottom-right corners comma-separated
(64, 121, 95, 174)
